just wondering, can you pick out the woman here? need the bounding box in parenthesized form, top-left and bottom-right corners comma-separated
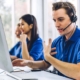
(10, 14, 44, 61)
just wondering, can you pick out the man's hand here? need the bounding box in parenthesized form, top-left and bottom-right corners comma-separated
(10, 55, 18, 61)
(12, 59, 29, 67)
(44, 39, 57, 60)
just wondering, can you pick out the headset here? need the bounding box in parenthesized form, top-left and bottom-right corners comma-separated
(68, 3, 77, 22)
(63, 2, 77, 31)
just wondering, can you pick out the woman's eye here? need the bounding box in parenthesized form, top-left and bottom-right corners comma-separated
(53, 19, 56, 22)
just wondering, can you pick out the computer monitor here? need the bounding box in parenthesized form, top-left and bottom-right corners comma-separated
(0, 16, 13, 72)
(0, 17, 36, 79)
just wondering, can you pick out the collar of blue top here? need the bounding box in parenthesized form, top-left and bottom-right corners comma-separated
(61, 26, 80, 42)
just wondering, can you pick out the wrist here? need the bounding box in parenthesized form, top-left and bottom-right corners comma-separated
(21, 40, 27, 44)
(44, 54, 51, 61)
(25, 60, 33, 67)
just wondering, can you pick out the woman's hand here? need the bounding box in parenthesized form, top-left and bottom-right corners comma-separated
(20, 34, 27, 42)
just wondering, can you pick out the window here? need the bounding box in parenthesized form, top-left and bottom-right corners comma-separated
(0, 0, 12, 49)
(0, 0, 30, 49)
(0, 0, 79, 49)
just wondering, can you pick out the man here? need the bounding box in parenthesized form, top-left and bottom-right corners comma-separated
(12, 2, 80, 79)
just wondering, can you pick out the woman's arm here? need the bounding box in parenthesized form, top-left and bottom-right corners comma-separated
(20, 34, 33, 60)
(22, 40, 33, 60)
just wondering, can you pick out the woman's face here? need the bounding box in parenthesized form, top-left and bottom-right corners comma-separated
(19, 19, 33, 34)
(15, 23, 21, 38)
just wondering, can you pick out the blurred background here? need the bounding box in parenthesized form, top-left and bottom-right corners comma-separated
(0, 0, 80, 50)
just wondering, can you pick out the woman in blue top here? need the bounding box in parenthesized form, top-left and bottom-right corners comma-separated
(10, 14, 44, 61)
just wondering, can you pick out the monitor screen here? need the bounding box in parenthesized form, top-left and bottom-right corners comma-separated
(0, 16, 13, 72)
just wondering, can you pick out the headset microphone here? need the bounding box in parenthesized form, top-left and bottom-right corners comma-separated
(63, 22, 72, 31)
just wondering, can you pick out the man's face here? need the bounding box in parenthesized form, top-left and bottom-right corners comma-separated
(52, 8, 72, 35)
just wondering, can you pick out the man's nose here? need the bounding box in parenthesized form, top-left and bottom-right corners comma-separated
(55, 21, 60, 27)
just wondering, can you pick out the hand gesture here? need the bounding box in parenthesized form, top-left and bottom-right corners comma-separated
(44, 39, 57, 60)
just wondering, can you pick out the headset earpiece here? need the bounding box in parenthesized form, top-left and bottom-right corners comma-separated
(70, 15, 77, 22)
(71, 15, 77, 22)
(67, 2, 77, 22)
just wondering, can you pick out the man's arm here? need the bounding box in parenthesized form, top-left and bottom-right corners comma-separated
(27, 60, 50, 70)
(45, 55, 80, 80)
(44, 39, 80, 79)
(12, 59, 50, 70)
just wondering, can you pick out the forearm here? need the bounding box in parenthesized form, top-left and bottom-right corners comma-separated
(46, 55, 80, 79)
(26, 60, 49, 70)
(22, 41, 33, 60)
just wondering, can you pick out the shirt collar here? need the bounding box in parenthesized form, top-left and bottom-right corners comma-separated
(70, 27, 80, 42)
(62, 26, 80, 42)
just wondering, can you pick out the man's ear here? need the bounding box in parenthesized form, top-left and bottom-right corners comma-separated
(30, 24, 33, 29)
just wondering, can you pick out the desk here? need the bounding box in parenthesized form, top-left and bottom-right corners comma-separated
(0, 69, 72, 80)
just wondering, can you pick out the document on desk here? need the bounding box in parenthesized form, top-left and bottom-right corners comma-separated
(13, 66, 32, 72)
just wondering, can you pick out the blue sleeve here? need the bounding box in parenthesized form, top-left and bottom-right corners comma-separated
(77, 51, 80, 63)
(29, 38, 44, 61)
(9, 42, 22, 58)
(9, 45, 16, 55)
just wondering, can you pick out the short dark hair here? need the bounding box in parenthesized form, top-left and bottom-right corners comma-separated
(20, 14, 38, 51)
(52, 2, 77, 22)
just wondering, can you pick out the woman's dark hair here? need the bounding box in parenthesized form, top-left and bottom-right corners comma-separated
(20, 14, 38, 51)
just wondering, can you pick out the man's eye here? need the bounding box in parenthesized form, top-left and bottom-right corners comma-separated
(58, 19, 64, 21)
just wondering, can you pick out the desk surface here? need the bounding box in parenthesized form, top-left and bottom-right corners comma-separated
(0, 69, 72, 80)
